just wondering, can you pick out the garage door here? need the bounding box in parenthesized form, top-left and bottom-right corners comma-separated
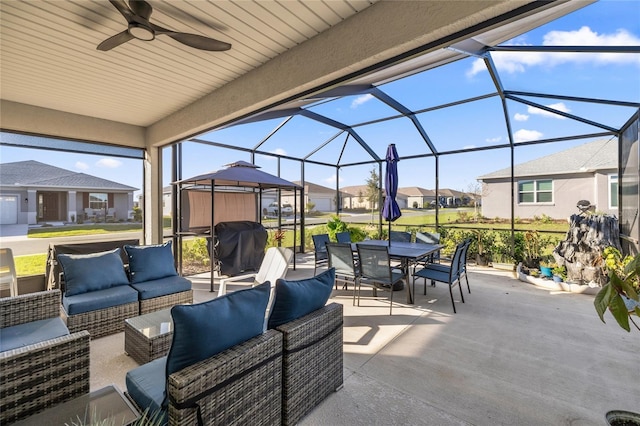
(0, 196, 18, 224)
(313, 198, 332, 212)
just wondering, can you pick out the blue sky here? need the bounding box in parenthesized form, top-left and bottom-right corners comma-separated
(1, 0, 639, 197)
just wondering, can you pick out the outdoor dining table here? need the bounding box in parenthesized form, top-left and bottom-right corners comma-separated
(353, 240, 442, 305)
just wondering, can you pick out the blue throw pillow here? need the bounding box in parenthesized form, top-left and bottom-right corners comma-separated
(125, 241, 178, 284)
(268, 268, 334, 329)
(58, 249, 129, 296)
(165, 282, 271, 378)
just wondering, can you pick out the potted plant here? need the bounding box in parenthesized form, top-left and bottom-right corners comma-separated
(539, 258, 555, 278)
(475, 230, 494, 266)
(523, 230, 542, 269)
(594, 247, 640, 332)
(272, 229, 286, 247)
(551, 265, 566, 283)
(593, 247, 640, 425)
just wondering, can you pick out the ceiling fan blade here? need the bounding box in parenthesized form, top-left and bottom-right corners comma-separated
(128, 0, 153, 21)
(151, 24, 231, 51)
(97, 30, 135, 51)
(108, 0, 135, 23)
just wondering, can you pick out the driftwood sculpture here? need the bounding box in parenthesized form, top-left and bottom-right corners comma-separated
(553, 214, 621, 286)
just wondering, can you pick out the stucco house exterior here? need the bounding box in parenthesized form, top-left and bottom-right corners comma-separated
(400, 187, 436, 209)
(0, 160, 137, 225)
(478, 139, 618, 220)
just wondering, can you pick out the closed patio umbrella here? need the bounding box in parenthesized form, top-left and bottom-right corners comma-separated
(381, 144, 402, 244)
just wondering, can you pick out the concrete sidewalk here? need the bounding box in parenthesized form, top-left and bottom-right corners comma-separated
(90, 257, 639, 425)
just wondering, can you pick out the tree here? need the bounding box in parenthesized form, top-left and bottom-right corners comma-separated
(365, 167, 380, 223)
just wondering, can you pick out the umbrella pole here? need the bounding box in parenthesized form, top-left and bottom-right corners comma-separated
(388, 221, 391, 246)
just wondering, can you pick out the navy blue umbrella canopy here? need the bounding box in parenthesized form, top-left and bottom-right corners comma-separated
(382, 144, 402, 223)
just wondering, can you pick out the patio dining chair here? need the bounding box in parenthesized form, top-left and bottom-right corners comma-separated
(413, 240, 466, 313)
(419, 238, 471, 294)
(312, 234, 330, 274)
(336, 231, 352, 243)
(326, 242, 359, 292)
(416, 231, 441, 263)
(0, 248, 18, 297)
(356, 244, 405, 315)
(389, 230, 412, 243)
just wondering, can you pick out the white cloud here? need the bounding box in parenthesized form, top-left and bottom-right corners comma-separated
(513, 129, 543, 142)
(96, 158, 122, 168)
(75, 161, 89, 170)
(350, 94, 374, 109)
(527, 102, 570, 119)
(324, 174, 343, 184)
(467, 26, 640, 76)
(514, 113, 529, 121)
(271, 148, 287, 156)
(485, 137, 501, 143)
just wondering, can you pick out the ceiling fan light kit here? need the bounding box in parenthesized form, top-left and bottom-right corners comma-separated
(128, 23, 154, 41)
(97, 0, 231, 52)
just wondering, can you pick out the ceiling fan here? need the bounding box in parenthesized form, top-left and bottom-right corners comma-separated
(97, 0, 231, 52)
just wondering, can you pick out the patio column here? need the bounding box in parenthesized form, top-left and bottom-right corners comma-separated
(67, 191, 77, 223)
(26, 189, 36, 225)
(144, 146, 163, 244)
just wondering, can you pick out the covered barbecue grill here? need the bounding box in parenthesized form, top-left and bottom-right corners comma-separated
(208, 221, 268, 276)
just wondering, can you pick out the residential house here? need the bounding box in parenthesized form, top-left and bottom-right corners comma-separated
(341, 185, 409, 210)
(398, 187, 436, 209)
(478, 139, 617, 219)
(281, 181, 338, 213)
(0, 160, 137, 225)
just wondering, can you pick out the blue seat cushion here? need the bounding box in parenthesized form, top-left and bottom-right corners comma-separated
(130, 276, 192, 301)
(414, 267, 451, 283)
(165, 282, 270, 378)
(0, 317, 69, 352)
(125, 242, 178, 284)
(126, 356, 168, 419)
(62, 285, 139, 315)
(268, 268, 335, 329)
(58, 248, 129, 296)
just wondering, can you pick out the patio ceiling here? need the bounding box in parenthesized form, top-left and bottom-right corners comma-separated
(0, 0, 594, 151)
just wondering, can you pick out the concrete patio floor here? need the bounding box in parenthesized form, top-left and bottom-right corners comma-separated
(90, 254, 639, 425)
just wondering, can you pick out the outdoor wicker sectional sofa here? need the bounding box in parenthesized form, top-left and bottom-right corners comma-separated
(57, 242, 193, 339)
(0, 290, 90, 424)
(126, 269, 343, 425)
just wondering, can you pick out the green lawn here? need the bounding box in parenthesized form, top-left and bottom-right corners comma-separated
(28, 223, 142, 238)
(15, 253, 48, 276)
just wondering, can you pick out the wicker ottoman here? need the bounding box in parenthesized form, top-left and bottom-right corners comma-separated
(124, 308, 173, 364)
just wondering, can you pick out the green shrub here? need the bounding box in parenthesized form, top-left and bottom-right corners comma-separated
(182, 237, 209, 266)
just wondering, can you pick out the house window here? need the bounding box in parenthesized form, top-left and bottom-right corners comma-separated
(89, 193, 107, 210)
(518, 180, 553, 204)
(610, 174, 618, 208)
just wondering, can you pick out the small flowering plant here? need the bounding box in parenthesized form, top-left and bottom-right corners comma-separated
(594, 246, 640, 332)
(272, 229, 286, 246)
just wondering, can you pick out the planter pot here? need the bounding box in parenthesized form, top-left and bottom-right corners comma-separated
(622, 295, 640, 312)
(606, 410, 640, 426)
(552, 275, 563, 283)
(523, 257, 540, 269)
(540, 266, 553, 278)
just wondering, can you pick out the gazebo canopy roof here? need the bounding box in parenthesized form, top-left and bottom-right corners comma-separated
(176, 161, 301, 190)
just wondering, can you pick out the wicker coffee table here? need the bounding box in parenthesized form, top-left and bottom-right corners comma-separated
(124, 308, 173, 364)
